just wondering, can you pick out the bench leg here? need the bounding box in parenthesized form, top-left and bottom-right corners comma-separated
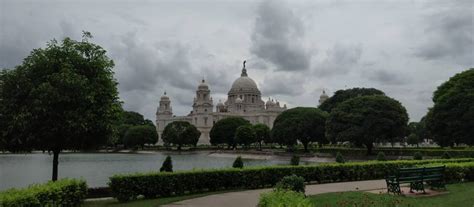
(410, 181, 425, 194)
(387, 182, 401, 195)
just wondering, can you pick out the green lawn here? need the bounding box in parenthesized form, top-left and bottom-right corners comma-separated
(309, 182, 474, 207)
(82, 191, 232, 207)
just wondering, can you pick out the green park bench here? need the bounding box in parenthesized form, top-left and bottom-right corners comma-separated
(385, 166, 446, 194)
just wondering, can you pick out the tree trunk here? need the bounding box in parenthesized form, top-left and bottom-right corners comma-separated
(259, 142, 262, 151)
(52, 149, 60, 181)
(303, 142, 308, 152)
(178, 145, 182, 151)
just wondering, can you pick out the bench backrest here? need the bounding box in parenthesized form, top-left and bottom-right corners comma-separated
(397, 166, 445, 180)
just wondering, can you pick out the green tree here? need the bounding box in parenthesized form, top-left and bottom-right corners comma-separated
(162, 121, 201, 150)
(376, 152, 387, 161)
(235, 125, 256, 148)
(210, 117, 250, 149)
(0, 33, 120, 181)
(426, 68, 474, 146)
(271, 107, 328, 152)
(319, 88, 385, 112)
(253, 123, 270, 150)
(407, 133, 420, 147)
(290, 155, 300, 166)
(232, 156, 244, 168)
(160, 155, 173, 172)
(326, 95, 408, 155)
(335, 152, 345, 163)
(123, 125, 158, 149)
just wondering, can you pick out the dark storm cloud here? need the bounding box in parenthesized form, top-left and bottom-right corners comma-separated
(261, 72, 305, 96)
(250, 0, 311, 71)
(415, 1, 473, 65)
(315, 43, 363, 76)
(364, 69, 410, 85)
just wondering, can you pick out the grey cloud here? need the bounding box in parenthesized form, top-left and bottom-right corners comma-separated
(260, 72, 305, 96)
(250, 0, 311, 71)
(364, 69, 410, 85)
(415, 2, 473, 65)
(314, 43, 362, 76)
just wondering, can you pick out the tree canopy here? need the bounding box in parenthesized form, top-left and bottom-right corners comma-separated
(319, 88, 385, 112)
(326, 95, 408, 154)
(235, 125, 256, 148)
(210, 117, 250, 148)
(271, 107, 328, 152)
(162, 121, 201, 150)
(123, 125, 158, 149)
(426, 68, 474, 146)
(253, 123, 270, 150)
(0, 33, 120, 180)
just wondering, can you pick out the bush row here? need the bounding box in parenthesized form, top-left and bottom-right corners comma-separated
(108, 158, 474, 202)
(258, 190, 312, 207)
(315, 147, 474, 157)
(0, 179, 87, 207)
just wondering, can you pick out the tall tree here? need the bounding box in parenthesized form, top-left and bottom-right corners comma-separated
(253, 123, 270, 150)
(210, 117, 249, 149)
(0, 33, 121, 181)
(319, 88, 385, 112)
(235, 125, 256, 148)
(426, 69, 474, 146)
(162, 121, 201, 150)
(272, 107, 328, 152)
(123, 125, 158, 149)
(326, 95, 408, 154)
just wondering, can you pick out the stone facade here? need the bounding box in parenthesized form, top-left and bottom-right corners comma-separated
(155, 63, 287, 145)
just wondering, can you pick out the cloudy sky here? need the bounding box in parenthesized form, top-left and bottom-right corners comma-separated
(1, 0, 472, 122)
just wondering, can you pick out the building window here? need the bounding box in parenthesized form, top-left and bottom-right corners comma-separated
(195, 117, 197, 124)
(252, 97, 255, 103)
(204, 117, 208, 126)
(205, 109, 207, 112)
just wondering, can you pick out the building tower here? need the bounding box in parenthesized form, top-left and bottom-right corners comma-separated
(156, 92, 173, 141)
(319, 90, 329, 106)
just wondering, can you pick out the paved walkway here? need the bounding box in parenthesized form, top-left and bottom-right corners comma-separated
(163, 179, 386, 207)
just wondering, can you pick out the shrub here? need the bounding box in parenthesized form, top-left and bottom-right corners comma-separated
(442, 151, 451, 159)
(290, 155, 300, 166)
(233, 156, 244, 168)
(108, 158, 474, 202)
(0, 179, 87, 207)
(336, 152, 345, 163)
(275, 175, 305, 193)
(414, 152, 423, 160)
(160, 156, 173, 172)
(258, 190, 313, 207)
(377, 152, 387, 161)
(314, 147, 474, 158)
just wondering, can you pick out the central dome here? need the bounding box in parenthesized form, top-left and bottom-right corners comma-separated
(228, 65, 261, 95)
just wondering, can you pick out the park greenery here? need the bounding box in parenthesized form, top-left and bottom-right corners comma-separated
(123, 125, 158, 149)
(162, 121, 200, 150)
(112, 110, 156, 148)
(160, 156, 173, 172)
(209, 117, 250, 148)
(318, 87, 385, 112)
(0, 33, 121, 181)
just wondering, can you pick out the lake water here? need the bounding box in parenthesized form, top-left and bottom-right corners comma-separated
(0, 151, 303, 190)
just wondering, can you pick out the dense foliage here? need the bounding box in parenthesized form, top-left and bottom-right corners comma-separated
(0, 34, 120, 180)
(290, 155, 300, 166)
(258, 190, 312, 207)
(272, 107, 328, 151)
(108, 158, 474, 202)
(112, 111, 155, 147)
(210, 117, 250, 148)
(275, 175, 305, 193)
(162, 121, 201, 150)
(426, 68, 474, 147)
(315, 147, 474, 157)
(0, 179, 87, 206)
(326, 95, 409, 154)
(235, 125, 256, 148)
(414, 152, 423, 160)
(253, 123, 270, 150)
(233, 156, 244, 168)
(336, 152, 345, 163)
(376, 152, 387, 161)
(123, 125, 158, 149)
(407, 133, 420, 147)
(319, 88, 385, 112)
(160, 156, 173, 172)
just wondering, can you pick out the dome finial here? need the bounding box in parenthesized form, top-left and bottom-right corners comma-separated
(164, 91, 167, 95)
(241, 60, 248, 77)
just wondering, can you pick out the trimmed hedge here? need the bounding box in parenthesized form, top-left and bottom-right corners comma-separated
(0, 179, 87, 207)
(109, 158, 474, 202)
(315, 147, 474, 157)
(258, 190, 312, 207)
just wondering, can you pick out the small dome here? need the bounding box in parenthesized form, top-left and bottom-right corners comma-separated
(161, 91, 170, 100)
(198, 79, 209, 90)
(217, 100, 224, 106)
(265, 98, 274, 106)
(235, 97, 243, 104)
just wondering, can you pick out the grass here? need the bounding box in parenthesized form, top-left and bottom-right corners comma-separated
(82, 190, 233, 207)
(309, 182, 474, 207)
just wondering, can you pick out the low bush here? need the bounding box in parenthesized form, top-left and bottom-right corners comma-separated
(290, 155, 300, 166)
(414, 152, 423, 160)
(315, 147, 474, 158)
(336, 152, 345, 163)
(376, 152, 387, 161)
(258, 190, 312, 207)
(108, 158, 474, 202)
(442, 151, 452, 159)
(233, 156, 243, 168)
(160, 156, 173, 172)
(275, 175, 305, 193)
(0, 179, 87, 207)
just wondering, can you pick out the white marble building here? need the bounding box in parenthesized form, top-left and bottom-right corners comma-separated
(156, 62, 287, 145)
